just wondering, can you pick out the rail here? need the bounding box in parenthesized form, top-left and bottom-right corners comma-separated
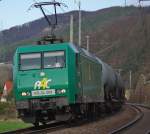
(109, 104, 144, 134)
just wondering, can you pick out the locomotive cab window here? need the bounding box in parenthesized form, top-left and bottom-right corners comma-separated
(44, 51, 65, 69)
(20, 53, 41, 70)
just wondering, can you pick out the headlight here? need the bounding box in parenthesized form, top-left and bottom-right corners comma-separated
(56, 89, 66, 94)
(21, 92, 30, 96)
(21, 92, 27, 96)
(61, 89, 66, 93)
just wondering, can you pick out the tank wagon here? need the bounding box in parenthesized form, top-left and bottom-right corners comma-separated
(13, 42, 125, 125)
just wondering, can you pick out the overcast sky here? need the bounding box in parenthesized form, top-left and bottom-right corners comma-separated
(0, 0, 149, 30)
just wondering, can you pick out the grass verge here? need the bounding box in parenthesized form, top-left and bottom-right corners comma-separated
(0, 120, 32, 133)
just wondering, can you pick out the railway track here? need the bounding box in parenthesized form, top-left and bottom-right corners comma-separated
(1, 118, 90, 134)
(2, 104, 149, 134)
(1, 109, 123, 134)
(110, 104, 150, 134)
(0, 121, 68, 134)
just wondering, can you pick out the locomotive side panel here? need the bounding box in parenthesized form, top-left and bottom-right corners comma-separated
(79, 54, 103, 103)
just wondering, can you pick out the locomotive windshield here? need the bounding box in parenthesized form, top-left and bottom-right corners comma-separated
(44, 51, 65, 69)
(19, 51, 65, 70)
(20, 53, 41, 70)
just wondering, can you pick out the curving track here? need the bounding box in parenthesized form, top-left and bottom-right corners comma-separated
(110, 104, 150, 134)
(121, 105, 150, 134)
(2, 104, 149, 134)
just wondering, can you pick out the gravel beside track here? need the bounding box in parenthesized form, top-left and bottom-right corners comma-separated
(120, 105, 150, 134)
(48, 105, 137, 134)
(2, 105, 142, 134)
(110, 104, 143, 134)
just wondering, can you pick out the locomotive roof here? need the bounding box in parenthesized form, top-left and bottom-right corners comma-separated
(16, 42, 99, 63)
(16, 42, 73, 53)
(73, 44, 100, 63)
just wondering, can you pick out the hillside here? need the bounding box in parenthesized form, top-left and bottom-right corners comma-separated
(0, 6, 137, 44)
(0, 6, 150, 89)
(0, 6, 138, 61)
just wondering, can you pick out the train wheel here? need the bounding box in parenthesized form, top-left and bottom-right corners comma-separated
(87, 103, 97, 121)
(42, 122, 47, 125)
(33, 121, 39, 127)
(105, 101, 113, 113)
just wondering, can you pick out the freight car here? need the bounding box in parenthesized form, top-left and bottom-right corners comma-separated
(13, 42, 125, 126)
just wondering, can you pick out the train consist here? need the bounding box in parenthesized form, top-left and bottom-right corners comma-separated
(13, 42, 125, 125)
(13, 0, 125, 126)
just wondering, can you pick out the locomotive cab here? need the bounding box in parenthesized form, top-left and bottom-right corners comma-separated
(13, 42, 125, 125)
(13, 42, 78, 124)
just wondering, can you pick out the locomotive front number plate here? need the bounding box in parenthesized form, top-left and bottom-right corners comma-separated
(31, 89, 55, 96)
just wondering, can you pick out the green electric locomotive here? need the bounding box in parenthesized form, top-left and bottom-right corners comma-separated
(13, 1, 124, 126)
(13, 42, 124, 125)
